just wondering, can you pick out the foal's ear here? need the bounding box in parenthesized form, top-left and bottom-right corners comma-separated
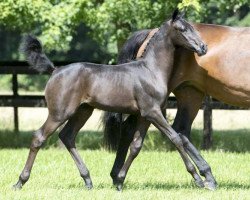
(171, 8, 179, 22)
(180, 11, 185, 19)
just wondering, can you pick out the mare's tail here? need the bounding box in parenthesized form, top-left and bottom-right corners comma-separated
(103, 29, 151, 151)
(103, 112, 122, 151)
(20, 35, 55, 73)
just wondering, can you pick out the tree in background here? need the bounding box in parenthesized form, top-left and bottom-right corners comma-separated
(0, 0, 249, 62)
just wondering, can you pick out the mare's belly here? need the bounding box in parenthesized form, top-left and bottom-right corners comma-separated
(197, 43, 250, 108)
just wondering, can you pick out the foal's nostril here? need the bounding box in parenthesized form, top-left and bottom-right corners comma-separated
(201, 43, 207, 53)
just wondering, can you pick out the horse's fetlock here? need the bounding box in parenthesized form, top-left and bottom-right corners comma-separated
(179, 134, 189, 146)
(200, 166, 211, 176)
(171, 135, 182, 146)
(20, 171, 30, 182)
(81, 171, 90, 179)
(117, 172, 126, 181)
(186, 164, 196, 174)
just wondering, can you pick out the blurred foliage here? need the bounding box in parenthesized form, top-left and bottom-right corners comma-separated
(0, 0, 249, 57)
(0, 0, 249, 91)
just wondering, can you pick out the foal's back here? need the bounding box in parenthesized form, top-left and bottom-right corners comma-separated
(45, 61, 156, 113)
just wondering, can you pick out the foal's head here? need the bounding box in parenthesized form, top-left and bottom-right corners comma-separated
(168, 9, 207, 56)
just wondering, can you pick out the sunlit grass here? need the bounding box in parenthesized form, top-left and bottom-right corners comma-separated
(0, 149, 249, 199)
(0, 106, 250, 199)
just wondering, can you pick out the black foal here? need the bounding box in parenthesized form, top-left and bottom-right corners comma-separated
(13, 9, 215, 191)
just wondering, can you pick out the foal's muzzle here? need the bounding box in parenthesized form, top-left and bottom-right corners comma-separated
(197, 43, 207, 56)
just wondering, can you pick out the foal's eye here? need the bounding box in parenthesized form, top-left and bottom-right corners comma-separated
(179, 26, 186, 32)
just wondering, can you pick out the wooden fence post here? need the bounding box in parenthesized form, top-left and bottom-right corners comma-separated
(12, 73, 19, 132)
(202, 95, 212, 149)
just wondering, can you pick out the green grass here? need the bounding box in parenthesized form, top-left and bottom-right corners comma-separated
(0, 108, 250, 199)
(0, 149, 250, 199)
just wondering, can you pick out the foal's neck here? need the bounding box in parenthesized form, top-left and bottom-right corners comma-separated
(142, 22, 175, 82)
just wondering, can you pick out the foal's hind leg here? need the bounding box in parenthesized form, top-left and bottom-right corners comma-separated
(13, 115, 64, 189)
(58, 104, 94, 189)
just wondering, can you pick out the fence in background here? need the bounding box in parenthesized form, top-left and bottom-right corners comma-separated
(0, 62, 248, 149)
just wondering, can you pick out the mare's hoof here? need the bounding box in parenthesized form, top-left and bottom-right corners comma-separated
(204, 180, 217, 191)
(112, 178, 119, 186)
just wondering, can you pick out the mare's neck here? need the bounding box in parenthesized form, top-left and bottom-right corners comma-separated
(142, 22, 175, 82)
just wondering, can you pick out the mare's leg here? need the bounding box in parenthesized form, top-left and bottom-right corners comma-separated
(110, 115, 138, 185)
(172, 86, 205, 138)
(111, 110, 165, 184)
(143, 106, 204, 189)
(116, 116, 151, 191)
(173, 86, 217, 189)
(59, 104, 94, 189)
(13, 115, 65, 189)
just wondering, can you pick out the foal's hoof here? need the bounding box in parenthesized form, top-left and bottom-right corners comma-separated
(194, 179, 205, 188)
(85, 184, 93, 190)
(116, 183, 123, 192)
(12, 182, 22, 190)
(204, 180, 217, 191)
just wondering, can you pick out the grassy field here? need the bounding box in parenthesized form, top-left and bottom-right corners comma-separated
(0, 108, 250, 199)
(0, 149, 250, 200)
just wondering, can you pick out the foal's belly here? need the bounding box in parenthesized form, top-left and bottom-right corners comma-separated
(85, 83, 139, 114)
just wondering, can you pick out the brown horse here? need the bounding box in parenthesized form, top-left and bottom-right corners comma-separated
(13, 10, 215, 191)
(104, 22, 250, 189)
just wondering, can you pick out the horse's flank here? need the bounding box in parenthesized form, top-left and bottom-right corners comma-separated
(170, 23, 250, 107)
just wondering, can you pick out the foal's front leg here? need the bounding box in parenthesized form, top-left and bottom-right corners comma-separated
(143, 107, 204, 188)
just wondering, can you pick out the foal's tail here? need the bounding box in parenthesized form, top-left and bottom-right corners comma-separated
(20, 35, 55, 73)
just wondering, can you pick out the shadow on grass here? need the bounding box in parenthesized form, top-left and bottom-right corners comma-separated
(0, 128, 250, 152)
(47, 180, 250, 191)
(62, 181, 250, 191)
(123, 181, 250, 190)
(56, 181, 193, 190)
(218, 182, 250, 189)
